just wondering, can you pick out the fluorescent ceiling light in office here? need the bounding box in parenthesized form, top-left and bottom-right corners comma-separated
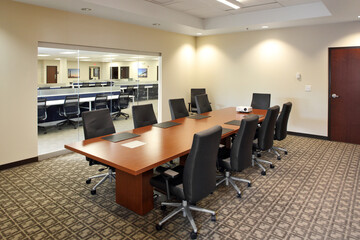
(60, 51, 77, 54)
(38, 54, 50, 57)
(76, 56, 90, 59)
(217, 0, 240, 9)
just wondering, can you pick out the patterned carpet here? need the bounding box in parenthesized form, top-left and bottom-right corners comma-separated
(0, 135, 359, 240)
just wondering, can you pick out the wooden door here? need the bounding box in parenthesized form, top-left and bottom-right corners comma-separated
(120, 66, 129, 79)
(329, 47, 360, 144)
(46, 66, 57, 83)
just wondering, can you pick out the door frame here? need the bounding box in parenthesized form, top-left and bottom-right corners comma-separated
(328, 46, 360, 140)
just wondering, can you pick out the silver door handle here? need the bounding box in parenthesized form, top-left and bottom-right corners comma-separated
(331, 93, 339, 98)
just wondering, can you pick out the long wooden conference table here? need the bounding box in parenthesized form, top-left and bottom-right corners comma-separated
(65, 107, 266, 215)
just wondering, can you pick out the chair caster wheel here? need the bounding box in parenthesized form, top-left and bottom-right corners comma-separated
(160, 205, 167, 211)
(261, 171, 266, 176)
(248, 182, 251, 187)
(156, 224, 162, 231)
(211, 214, 216, 221)
(237, 193, 241, 198)
(285, 151, 288, 155)
(190, 231, 197, 239)
(90, 189, 96, 195)
(277, 156, 281, 160)
(270, 164, 275, 169)
(86, 179, 91, 184)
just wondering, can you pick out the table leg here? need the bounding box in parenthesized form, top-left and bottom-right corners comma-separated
(115, 169, 154, 215)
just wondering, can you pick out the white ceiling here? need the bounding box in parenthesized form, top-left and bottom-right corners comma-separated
(14, 0, 360, 36)
(37, 47, 159, 62)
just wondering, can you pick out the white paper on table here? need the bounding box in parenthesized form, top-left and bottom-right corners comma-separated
(121, 140, 146, 148)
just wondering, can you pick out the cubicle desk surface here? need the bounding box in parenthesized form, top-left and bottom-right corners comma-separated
(65, 107, 266, 215)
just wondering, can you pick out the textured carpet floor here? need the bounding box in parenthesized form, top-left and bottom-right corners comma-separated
(0, 135, 359, 239)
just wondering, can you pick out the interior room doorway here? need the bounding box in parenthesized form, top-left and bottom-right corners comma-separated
(46, 66, 57, 83)
(329, 47, 360, 144)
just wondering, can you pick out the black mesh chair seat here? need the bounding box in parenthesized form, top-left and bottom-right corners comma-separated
(94, 93, 108, 110)
(112, 90, 130, 120)
(59, 95, 82, 129)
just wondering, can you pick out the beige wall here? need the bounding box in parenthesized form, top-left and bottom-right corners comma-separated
(196, 22, 360, 136)
(0, 0, 195, 165)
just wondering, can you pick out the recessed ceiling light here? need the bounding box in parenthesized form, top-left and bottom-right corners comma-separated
(38, 54, 50, 57)
(196, 33, 203, 35)
(358, 16, 360, 19)
(262, 26, 269, 29)
(76, 56, 90, 59)
(60, 51, 77, 55)
(217, 0, 240, 10)
(54, 58, 61, 60)
(104, 54, 118, 57)
(81, 8, 92, 12)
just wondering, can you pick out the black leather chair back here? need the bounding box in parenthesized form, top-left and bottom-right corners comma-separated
(183, 125, 222, 204)
(275, 102, 292, 141)
(132, 104, 158, 128)
(82, 109, 115, 140)
(38, 98, 47, 121)
(63, 95, 80, 118)
(231, 115, 259, 171)
(82, 109, 116, 164)
(195, 94, 212, 114)
(94, 94, 108, 110)
(257, 105, 280, 150)
(169, 98, 189, 120)
(190, 88, 206, 109)
(251, 93, 271, 110)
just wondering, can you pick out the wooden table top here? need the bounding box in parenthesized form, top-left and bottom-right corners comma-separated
(65, 107, 266, 176)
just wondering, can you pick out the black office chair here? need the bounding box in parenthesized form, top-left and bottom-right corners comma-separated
(37, 98, 48, 134)
(251, 93, 271, 110)
(82, 82, 90, 88)
(132, 104, 157, 128)
(151, 125, 222, 239)
(195, 94, 212, 114)
(94, 82, 102, 87)
(82, 108, 116, 195)
(112, 91, 130, 120)
(189, 88, 206, 113)
(169, 98, 189, 120)
(217, 114, 259, 198)
(272, 102, 292, 160)
(59, 95, 82, 129)
(94, 93, 108, 110)
(252, 105, 280, 175)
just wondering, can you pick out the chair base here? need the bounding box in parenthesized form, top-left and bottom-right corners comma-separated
(112, 111, 129, 120)
(157, 200, 215, 238)
(271, 146, 288, 160)
(86, 168, 115, 195)
(216, 171, 251, 198)
(252, 155, 274, 175)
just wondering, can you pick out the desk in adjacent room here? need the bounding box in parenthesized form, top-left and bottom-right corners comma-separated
(65, 107, 266, 215)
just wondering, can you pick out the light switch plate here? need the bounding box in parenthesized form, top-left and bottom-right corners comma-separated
(305, 85, 312, 92)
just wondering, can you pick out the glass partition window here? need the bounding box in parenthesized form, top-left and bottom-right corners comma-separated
(37, 44, 160, 156)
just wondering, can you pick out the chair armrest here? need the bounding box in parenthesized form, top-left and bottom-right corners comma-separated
(164, 169, 180, 178)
